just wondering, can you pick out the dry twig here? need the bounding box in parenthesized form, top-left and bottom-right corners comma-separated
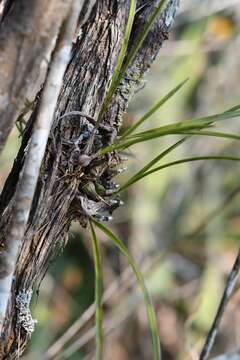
(199, 250, 240, 360)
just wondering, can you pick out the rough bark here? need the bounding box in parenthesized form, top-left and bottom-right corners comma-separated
(0, 0, 70, 153)
(0, 0, 179, 358)
(0, 0, 83, 337)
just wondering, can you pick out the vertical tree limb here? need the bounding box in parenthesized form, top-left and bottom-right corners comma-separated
(0, 0, 83, 349)
(0, 0, 179, 357)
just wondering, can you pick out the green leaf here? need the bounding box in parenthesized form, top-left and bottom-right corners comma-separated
(120, 0, 168, 84)
(117, 137, 187, 193)
(119, 156, 240, 192)
(93, 220, 161, 360)
(224, 104, 240, 112)
(100, 109, 240, 155)
(97, 0, 137, 124)
(180, 130, 240, 141)
(90, 220, 104, 360)
(98, 0, 168, 124)
(127, 110, 240, 139)
(100, 122, 212, 155)
(121, 78, 188, 138)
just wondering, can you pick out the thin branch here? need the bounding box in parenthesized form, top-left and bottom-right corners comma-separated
(0, 0, 82, 334)
(44, 252, 164, 359)
(44, 266, 132, 359)
(186, 187, 240, 238)
(59, 302, 132, 360)
(199, 250, 240, 360)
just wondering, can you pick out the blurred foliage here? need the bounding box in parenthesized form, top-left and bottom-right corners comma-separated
(1, 1, 240, 359)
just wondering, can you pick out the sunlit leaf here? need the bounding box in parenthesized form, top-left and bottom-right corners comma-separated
(180, 130, 240, 141)
(100, 122, 211, 155)
(116, 137, 187, 193)
(121, 78, 188, 138)
(119, 156, 240, 192)
(127, 109, 240, 139)
(100, 109, 240, 155)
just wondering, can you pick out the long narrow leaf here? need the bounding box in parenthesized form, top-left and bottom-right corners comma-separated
(126, 110, 240, 139)
(93, 220, 161, 360)
(180, 130, 240, 141)
(224, 104, 240, 113)
(98, 0, 168, 123)
(97, 0, 136, 123)
(118, 137, 187, 193)
(100, 109, 240, 155)
(120, 0, 168, 82)
(119, 156, 240, 192)
(100, 122, 212, 155)
(90, 220, 104, 360)
(121, 78, 188, 138)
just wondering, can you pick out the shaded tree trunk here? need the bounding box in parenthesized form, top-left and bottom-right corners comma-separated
(0, 0, 179, 358)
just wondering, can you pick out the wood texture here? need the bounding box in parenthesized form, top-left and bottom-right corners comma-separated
(0, 0, 179, 357)
(0, 0, 83, 338)
(0, 0, 70, 153)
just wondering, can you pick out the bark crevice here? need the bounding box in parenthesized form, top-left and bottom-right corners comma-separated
(0, 0, 179, 357)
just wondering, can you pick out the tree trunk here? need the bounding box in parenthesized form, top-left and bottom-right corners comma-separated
(0, 0, 179, 358)
(0, 0, 70, 153)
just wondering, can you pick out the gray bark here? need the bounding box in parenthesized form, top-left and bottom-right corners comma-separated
(0, 0, 179, 357)
(0, 0, 70, 153)
(0, 0, 83, 337)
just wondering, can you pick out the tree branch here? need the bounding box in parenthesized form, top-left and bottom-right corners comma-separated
(0, 0, 179, 357)
(0, 0, 83, 355)
(200, 250, 240, 360)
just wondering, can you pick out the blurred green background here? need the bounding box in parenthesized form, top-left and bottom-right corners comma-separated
(1, 1, 240, 359)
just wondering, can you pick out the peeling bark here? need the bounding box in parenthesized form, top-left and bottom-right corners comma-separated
(0, 0, 179, 357)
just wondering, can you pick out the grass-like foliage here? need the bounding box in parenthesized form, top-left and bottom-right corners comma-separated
(119, 156, 240, 193)
(90, 220, 104, 360)
(120, 0, 168, 85)
(88, 3, 174, 358)
(117, 137, 187, 192)
(97, 0, 137, 124)
(100, 108, 240, 155)
(93, 78, 240, 357)
(97, 0, 168, 124)
(93, 219, 162, 360)
(89, 1, 240, 359)
(121, 78, 189, 138)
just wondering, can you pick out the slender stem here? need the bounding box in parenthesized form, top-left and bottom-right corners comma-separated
(44, 255, 162, 359)
(93, 219, 161, 360)
(199, 250, 240, 360)
(89, 220, 104, 360)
